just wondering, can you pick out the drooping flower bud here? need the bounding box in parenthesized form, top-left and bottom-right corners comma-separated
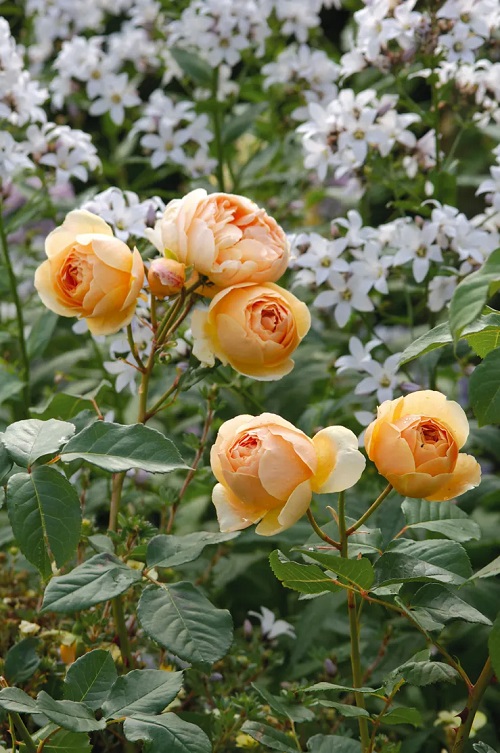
(147, 257, 186, 299)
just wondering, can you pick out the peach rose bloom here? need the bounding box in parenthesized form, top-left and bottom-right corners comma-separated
(365, 390, 481, 501)
(191, 282, 310, 380)
(145, 189, 289, 289)
(35, 209, 144, 336)
(211, 413, 366, 535)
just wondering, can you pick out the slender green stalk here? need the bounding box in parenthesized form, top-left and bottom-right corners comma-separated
(10, 712, 36, 753)
(451, 657, 494, 753)
(338, 492, 370, 751)
(127, 324, 145, 371)
(346, 484, 393, 535)
(109, 472, 125, 533)
(112, 595, 134, 669)
(0, 198, 30, 417)
(306, 509, 341, 550)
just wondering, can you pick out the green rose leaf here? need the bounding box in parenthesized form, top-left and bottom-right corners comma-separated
(31, 727, 91, 753)
(381, 707, 422, 727)
(449, 247, 500, 339)
(146, 531, 239, 569)
(124, 713, 212, 753)
(7, 466, 81, 579)
(0, 687, 37, 714)
(5, 637, 40, 684)
(240, 721, 298, 753)
(42, 553, 141, 613)
(36, 691, 105, 733)
(0, 434, 13, 484)
(63, 649, 118, 710)
(296, 550, 375, 590)
(471, 555, 500, 580)
(60, 421, 188, 473)
(312, 700, 371, 718)
(138, 582, 233, 669)
(409, 584, 492, 625)
(169, 48, 213, 88)
(3, 418, 75, 468)
(473, 743, 497, 753)
(402, 499, 480, 542)
(392, 660, 459, 686)
(469, 347, 500, 426)
(102, 669, 183, 719)
(269, 550, 341, 595)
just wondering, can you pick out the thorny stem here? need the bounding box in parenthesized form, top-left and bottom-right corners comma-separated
(108, 472, 125, 534)
(306, 508, 342, 550)
(127, 324, 145, 371)
(346, 484, 393, 535)
(0, 197, 30, 417)
(339, 491, 370, 752)
(451, 657, 494, 753)
(367, 682, 403, 753)
(166, 391, 216, 533)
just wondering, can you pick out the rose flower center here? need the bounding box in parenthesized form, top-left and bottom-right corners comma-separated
(58, 249, 93, 304)
(397, 415, 457, 472)
(248, 298, 293, 343)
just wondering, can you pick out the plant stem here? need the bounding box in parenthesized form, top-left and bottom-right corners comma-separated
(109, 472, 125, 533)
(451, 657, 494, 753)
(0, 198, 30, 417)
(112, 595, 134, 669)
(306, 508, 342, 550)
(346, 484, 393, 535)
(339, 491, 370, 752)
(11, 712, 36, 753)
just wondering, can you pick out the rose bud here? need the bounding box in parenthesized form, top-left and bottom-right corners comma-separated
(147, 257, 186, 298)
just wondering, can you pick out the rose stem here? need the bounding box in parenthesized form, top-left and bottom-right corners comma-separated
(345, 484, 393, 535)
(339, 491, 370, 751)
(166, 389, 216, 533)
(0, 197, 30, 417)
(306, 508, 341, 550)
(451, 657, 494, 753)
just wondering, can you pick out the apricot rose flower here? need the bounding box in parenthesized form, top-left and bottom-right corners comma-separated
(35, 210, 144, 335)
(365, 390, 481, 501)
(210, 413, 366, 535)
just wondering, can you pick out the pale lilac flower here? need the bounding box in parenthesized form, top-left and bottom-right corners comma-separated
(355, 353, 402, 403)
(335, 336, 382, 374)
(392, 222, 442, 283)
(428, 275, 458, 313)
(88, 73, 140, 126)
(314, 271, 374, 327)
(248, 607, 296, 640)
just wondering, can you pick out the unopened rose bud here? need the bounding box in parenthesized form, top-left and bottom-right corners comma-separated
(148, 258, 186, 299)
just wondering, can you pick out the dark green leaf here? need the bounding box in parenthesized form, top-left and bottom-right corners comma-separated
(0, 434, 13, 484)
(471, 556, 500, 580)
(402, 499, 480, 542)
(64, 649, 118, 710)
(0, 688, 37, 713)
(409, 584, 492, 625)
(381, 707, 422, 727)
(449, 248, 500, 338)
(124, 712, 211, 753)
(32, 393, 98, 421)
(27, 311, 59, 360)
(269, 550, 341, 595)
(395, 660, 459, 686)
(42, 553, 141, 613)
(168, 48, 213, 87)
(240, 721, 298, 753)
(374, 551, 468, 588)
(31, 727, 91, 753)
(146, 531, 238, 569)
(102, 669, 183, 719)
(221, 104, 265, 143)
(60, 422, 188, 473)
(251, 683, 293, 721)
(303, 683, 379, 695)
(306, 734, 362, 752)
(297, 550, 375, 590)
(5, 637, 40, 683)
(312, 700, 371, 718)
(36, 691, 105, 733)
(7, 467, 81, 578)
(3, 419, 75, 467)
(138, 582, 233, 669)
(488, 613, 500, 681)
(399, 322, 452, 365)
(0, 371, 24, 406)
(473, 743, 497, 753)
(469, 347, 500, 426)
(387, 539, 472, 580)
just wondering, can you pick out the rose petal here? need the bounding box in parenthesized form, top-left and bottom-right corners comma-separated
(212, 483, 259, 532)
(259, 435, 312, 499)
(425, 453, 482, 501)
(45, 210, 113, 258)
(311, 425, 366, 493)
(256, 479, 312, 535)
(397, 390, 470, 448)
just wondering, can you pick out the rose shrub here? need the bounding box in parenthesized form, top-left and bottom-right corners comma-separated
(146, 188, 289, 288)
(365, 390, 481, 500)
(192, 282, 311, 380)
(34, 209, 144, 335)
(210, 412, 366, 535)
